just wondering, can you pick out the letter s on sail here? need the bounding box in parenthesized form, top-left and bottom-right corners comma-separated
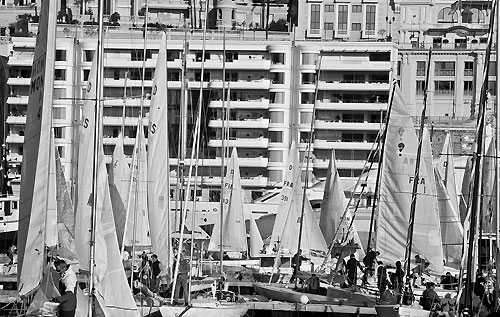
(151, 123, 157, 134)
(83, 118, 89, 128)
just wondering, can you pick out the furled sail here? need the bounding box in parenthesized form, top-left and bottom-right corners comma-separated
(376, 87, 443, 275)
(209, 148, 247, 252)
(437, 133, 459, 216)
(147, 33, 173, 271)
(17, 0, 57, 296)
(109, 133, 130, 248)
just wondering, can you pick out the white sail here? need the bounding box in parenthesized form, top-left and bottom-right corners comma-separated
(437, 133, 459, 215)
(459, 157, 473, 224)
(269, 141, 300, 253)
(376, 87, 444, 275)
(46, 132, 58, 249)
(124, 120, 151, 247)
(55, 146, 76, 260)
(17, 0, 57, 296)
(209, 148, 247, 252)
(109, 133, 130, 247)
(147, 33, 173, 271)
(434, 168, 463, 266)
(249, 212, 264, 258)
(481, 137, 496, 233)
(320, 150, 342, 244)
(76, 46, 139, 316)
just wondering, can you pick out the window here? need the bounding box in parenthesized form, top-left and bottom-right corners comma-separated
(324, 22, 334, 30)
(56, 50, 66, 61)
(131, 49, 152, 61)
(455, 38, 467, 49)
(352, 5, 362, 13)
(269, 131, 283, 143)
(196, 51, 210, 62)
(310, 4, 321, 30)
(438, 7, 458, 23)
(113, 69, 120, 80)
(464, 61, 474, 76)
(53, 88, 66, 99)
(365, 5, 376, 30)
(302, 53, 318, 65)
(435, 62, 455, 76)
(268, 170, 283, 183)
(434, 81, 455, 95)
(300, 112, 313, 124)
(302, 73, 315, 84)
(271, 53, 285, 65)
(57, 146, 65, 159)
(397, 60, 401, 76)
(464, 81, 474, 95)
(271, 72, 284, 84)
(338, 5, 348, 30)
(83, 69, 90, 81)
(270, 92, 284, 103)
(301, 92, 315, 104)
(269, 150, 283, 162)
(55, 69, 66, 80)
(325, 5, 334, 12)
(488, 61, 496, 76)
(270, 111, 284, 123)
(53, 107, 66, 120)
(54, 127, 65, 139)
(416, 80, 426, 95)
(462, 8, 485, 24)
(352, 23, 361, 31)
(84, 50, 94, 62)
(417, 61, 426, 76)
(225, 52, 238, 62)
(433, 38, 442, 49)
(488, 81, 496, 95)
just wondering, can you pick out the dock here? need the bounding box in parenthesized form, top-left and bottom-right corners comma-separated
(247, 301, 377, 315)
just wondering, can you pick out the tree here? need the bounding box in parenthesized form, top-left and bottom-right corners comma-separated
(287, 0, 298, 27)
(269, 19, 288, 32)
(109, 12, 120, 26)
(9, 14, 32, 37)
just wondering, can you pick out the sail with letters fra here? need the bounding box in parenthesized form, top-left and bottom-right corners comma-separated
(17, 0, 57, 296)
(376, 87, 443, 275)
(147, 33, 173, 272)
(208, 147, 247, 252)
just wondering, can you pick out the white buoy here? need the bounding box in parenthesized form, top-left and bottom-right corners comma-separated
(300, 295, 309, 304)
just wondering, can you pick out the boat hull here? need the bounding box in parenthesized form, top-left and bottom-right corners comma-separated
(375, 305, 431, 317)
(252, 282, 329, 304)
(157, 304, 249, 317)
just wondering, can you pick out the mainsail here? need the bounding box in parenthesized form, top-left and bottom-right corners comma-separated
(124, 119, 151, 247)
(109, 133, 130, 247)
(75, 47, 139, 316)
(376, 87, 444, 274)
(437, 133, 459, 215)
(147, 33, 173, 271)
(209, 148, 247, 252)
(17, 0, 57, 296)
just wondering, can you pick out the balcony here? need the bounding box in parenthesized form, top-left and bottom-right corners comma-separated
(313, 139, 376, 150)
(318, 81, 390, 91)
(208, 99, 270, 109)
(208, 118, 269, 129)
(208, 79, 271, 90)
(187, 58, 271, 70)
(171, 157, 269, 168)
(7, 153, 22, 163)
(103, 78, 153, 88)
(6, 134, 24, 143)
(8, 57, 33, 67)
(313, 158, 376, 170)
(7, 77, 31, 86)
(6, 115, 27, 124)
(208, 137, 269, 148)
(103, 137, 136, 146)
(200, 175, 267, 187)
(314, 120, 381, 131)
(316, 101, 387, 111)
(7, 96, 29, 105)
(320, 61, 391, 72)
(103, 98, 151, 107)
(102, 116, 149, 126)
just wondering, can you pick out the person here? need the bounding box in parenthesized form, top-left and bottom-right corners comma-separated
(391, 261, 404, 292)
(173, 252, 190, 305)
(346, 254, 364, 286)
(376, 261, 388, 293)
(441, 272, 457, 290)
(362, 249, 379, 285)
(412, 254, 429, 288)
(420, 282, 441, 311)
(290, 249, 308, 283)
(308, 273, 320, 294)
(150, 254, 162, 292)
(52, 259, 77, 317)
(140, 251, 149, 268)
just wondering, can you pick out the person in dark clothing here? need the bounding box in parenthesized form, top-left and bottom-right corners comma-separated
(290, 249, 308, 283)
(391, 260, 404, 292)
(346, 254, 364, 286)
(377, 261, 388, 293)
(308, 273, 320, 294)
(420, 282, 441, 311)
(150, 254, 162, 292)
(52, 259, 77, 317)
(362, 250, 379, 284)
(441, 272, 457, 290)
(173, 252, 190, 305)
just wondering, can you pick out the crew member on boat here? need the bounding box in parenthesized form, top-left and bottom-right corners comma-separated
(290, 249, 308, 283)
(173, 251, 190, 305)
(419, 281, 441, 311)
(346, 253, 364, 287)
(52, 259, 77, 317)
(150, 254, 162, 292)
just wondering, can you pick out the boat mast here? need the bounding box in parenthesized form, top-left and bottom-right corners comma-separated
(295, 53, 322, 287)
(88, 0, 106, 315)
(495, 0, 500, 308)
(366, 81, 396, 253)
(464, 0, 496, 309)
(220, 27, 227, 273)
(404, 49, 432, 281)
(177, 26, 188, 232)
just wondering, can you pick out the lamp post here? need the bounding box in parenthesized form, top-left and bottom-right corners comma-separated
(386, 16, 395, 41)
